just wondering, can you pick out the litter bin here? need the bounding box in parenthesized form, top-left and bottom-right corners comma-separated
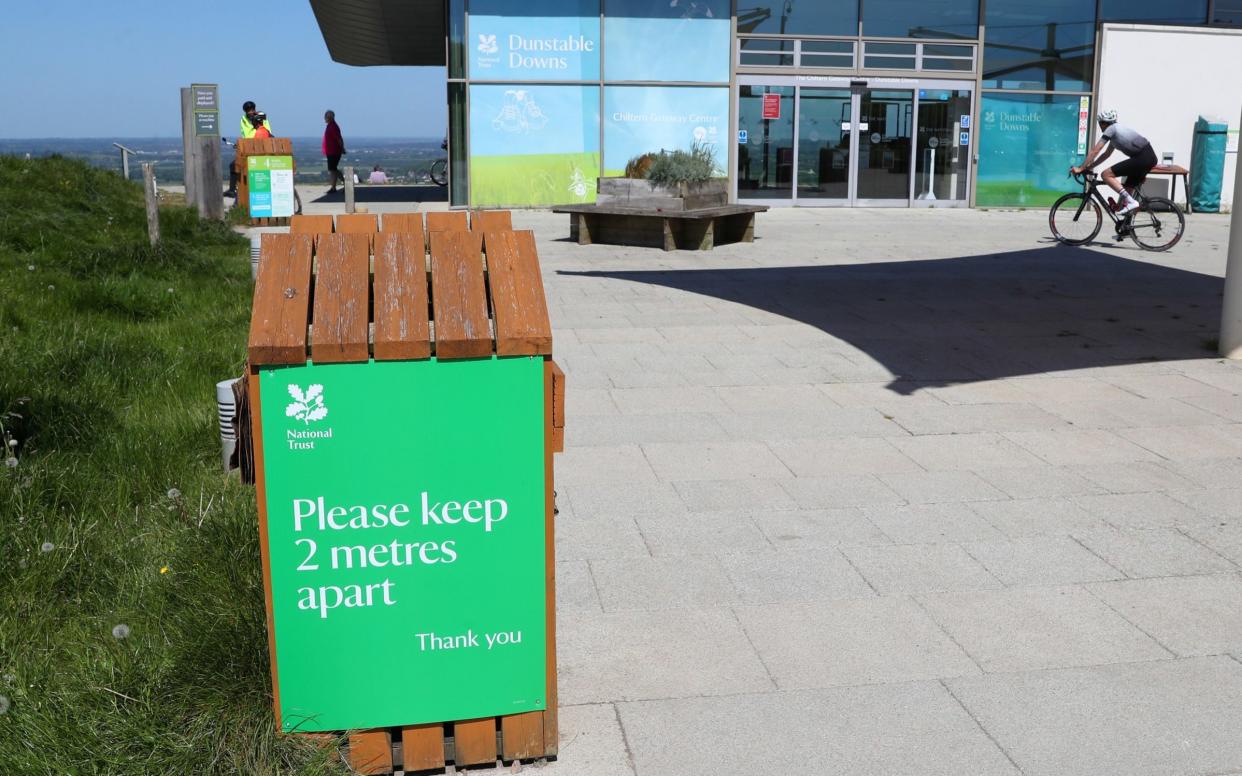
(246, 225, 564, 774)
(1191, 115, 1229, 213)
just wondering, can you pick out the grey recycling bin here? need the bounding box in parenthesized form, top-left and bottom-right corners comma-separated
(1191, 116, 1229, 213)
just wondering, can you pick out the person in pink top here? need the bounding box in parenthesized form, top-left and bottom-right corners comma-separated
(322, 110, 347, 192)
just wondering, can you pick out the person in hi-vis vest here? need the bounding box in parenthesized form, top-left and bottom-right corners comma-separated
(226, 101, 274, 197)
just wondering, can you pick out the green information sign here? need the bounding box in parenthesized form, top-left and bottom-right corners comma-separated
(258, 356, 547, 732)
(194, 110, 219, 137)
(247, 155, 294, 218)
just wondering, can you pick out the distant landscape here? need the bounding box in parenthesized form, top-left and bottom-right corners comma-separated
(0, 137, 445, 186)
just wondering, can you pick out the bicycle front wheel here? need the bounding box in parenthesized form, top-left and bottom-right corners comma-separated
(1049, 193, 1102, 246)
(430, 159, 448, 187)
(1129, 198, 1184, 252)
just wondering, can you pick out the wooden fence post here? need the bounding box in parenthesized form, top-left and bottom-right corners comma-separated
(344, 166, 356, 214)
(142, 163, 160, 247)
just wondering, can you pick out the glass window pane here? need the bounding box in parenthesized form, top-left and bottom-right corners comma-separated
(801, 54, 853, 68)
(802, 40, 853, 53)
(449, 82, 468, 207)
(977, 93, 1087, 207)
(983, 0, 1094, 91)
(922, 57, 972, 71)
(603, 86, 728, 175)
(923, 44, 972, 57)
(865, 56, 917, 69)
(469, 0, 600, 80)
(448, 0, 465, 78)
(797, 88, 852, 200)
(605, 0, 730, 81)
(737, 85, 795, 199)
(740, 38, 793, 66)
(1100, 0, 1207, 24)
(737, 1, 857, 36)
(867, 42, 917, 55)
(863, 0, 979, 39)
(1216, 0, 1242, 24)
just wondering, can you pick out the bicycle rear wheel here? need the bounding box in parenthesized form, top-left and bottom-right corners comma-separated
(1049, 193, 1102, 246)
(1128, 197, 1184, 252)
(430, 159, 448, 187)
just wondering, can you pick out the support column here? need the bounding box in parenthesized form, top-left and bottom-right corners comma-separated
(1219, 106, 1242, 358)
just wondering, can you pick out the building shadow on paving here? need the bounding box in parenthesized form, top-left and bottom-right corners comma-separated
(560, 245, 1222, 393)
(309, 184, 447, 204)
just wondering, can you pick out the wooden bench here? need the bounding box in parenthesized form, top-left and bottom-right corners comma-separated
(551, 204, 768, 251)
(1147, 164, 1192, 214)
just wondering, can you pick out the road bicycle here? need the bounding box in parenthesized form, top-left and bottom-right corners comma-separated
(428, 158, 448, 187)
(1048, 170, 1184, 252)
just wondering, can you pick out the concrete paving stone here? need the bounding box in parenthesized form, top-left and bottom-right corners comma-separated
(1180, 521, 1242, 564)
(891, 433, 1045, 471)
(862, 503, 1005, 544)
(752, 508, 893, 549)
(566, 412, 729, 447)
(885, 403, 1069, 435)
(1098, 373, 1231, 399)
(974, 466, 1107, 499)
(840, 543, 1002, 595)
(558, 370, 615, 389)
(1003, 429, 1164, 466)
(1117, 424, 1242, 461)
(967, 497, 1106, 538)
(712, 407, 906, 441)
(616, 682, 1019, 776)
(542, 704, 635, 776)
(1177, 392, 1242, 423)
(1168, 487, 1242, 520)
(602, 369, 689, 389)
(736, 321, 842, 345)
(634, 510, 769, 556)
(566, 387, 622, 416)
(557, 608, 773, 704)
(557, 560, 604, 614)
(1073, 527, 1237, 578)
(712, 383, 832, 413)
(769, 437, 922, 477)
(633, 352, 716, 372)
(1073, 491, 1205, 529)
(655, 323, 753, 344)
(609, 386, 730, 415)
(735, 597, 979, 689)
(556, 445, 659, 487)
(1088, 574, 1242, 657)
(1163, 457, 1242, 488)
(926, 380, 1045, 405)
(876, 470, 1009, 505)
(640, 441, 793, 481)
(555, 512, 650, 561)
(817, 380, 946, 406)
(1168, 368, 1242, 393)
(948, 657, 1242, 776)
(588, 554, 739, 612)
(574, 326, 668, 345)
(1069, 460, 1200, 494)
(919, 586, 1168, 673)
(559, 481, 686, 519)
(704, 351, 796, 372)
(719, 548, 874, 604)
(1038, 397, 1225, 429)
(962, 536, 1123, 586)
(1004, 376, 1139, 403)
(779, 474, 905, 509)
(671, 478, 796, 512)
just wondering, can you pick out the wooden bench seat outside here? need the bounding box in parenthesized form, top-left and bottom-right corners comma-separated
(1146, 164, 1192, 214)
(551, 204, 768, 251)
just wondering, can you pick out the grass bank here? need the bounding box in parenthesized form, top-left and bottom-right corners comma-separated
(0, 156, 343, 774)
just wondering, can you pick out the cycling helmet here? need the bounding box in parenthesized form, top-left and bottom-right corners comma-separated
(1097, 109, 1118, 123)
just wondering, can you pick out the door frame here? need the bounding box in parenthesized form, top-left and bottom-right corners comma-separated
(735, 75, 974, 208)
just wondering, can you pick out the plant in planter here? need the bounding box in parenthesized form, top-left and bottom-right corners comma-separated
(600, 143, 727, 210)
(644, 143, 720, 188)
(624, 152, 658, 179)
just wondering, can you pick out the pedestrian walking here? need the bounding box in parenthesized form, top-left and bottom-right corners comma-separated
(323, 110, 346, 192)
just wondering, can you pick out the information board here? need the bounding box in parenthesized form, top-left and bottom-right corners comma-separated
(257, 357, 547, 731)
(247, 155, 294, 218)
(762, 93, 781, 120)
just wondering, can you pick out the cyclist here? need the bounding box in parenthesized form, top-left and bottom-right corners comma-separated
(1071, 109, 1158, 216)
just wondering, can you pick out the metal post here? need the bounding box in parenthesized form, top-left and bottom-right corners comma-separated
(344, 166, 356, 214)
(122, 150, 129, 180)
(142, 163, 160, 247)
(1220, 106, 1242, 358)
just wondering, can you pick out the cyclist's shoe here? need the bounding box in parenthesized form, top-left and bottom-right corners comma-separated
(1117, 197, 1141, 216)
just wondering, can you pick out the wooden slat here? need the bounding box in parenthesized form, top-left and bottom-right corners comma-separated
(429, 231, 492, 359)
(501, 712, 544, 761)
(426, 210, 469, 232)
(348, 730, 393, 775)
(373, 232, 431, 361)
(248, 233, 313, 364)
(472, 209, 513, 232)
(550, 360, 565, 430)
(454, 718, 498, 766)
(380, 212, 424, 233)
(401, 724, 445, 772)
(542, 359, 560, 757)
(289, 214, 334, 236)
(484, 230, 552, 356)
(335, 213, 379, 250)
(311, 234, 371, 363)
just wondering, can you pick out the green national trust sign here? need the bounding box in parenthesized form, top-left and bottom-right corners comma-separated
(258, 357, 547, 732)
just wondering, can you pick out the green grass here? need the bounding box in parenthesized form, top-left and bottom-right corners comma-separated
(470, 152, 600, 207)
(975, 180, 1070, 209)
(0, 156, 346, 774)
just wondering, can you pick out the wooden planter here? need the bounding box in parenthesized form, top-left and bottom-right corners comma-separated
(234, 137, 294, 226)
(596, 177, 729, 211)
(247, 225, 563, 774)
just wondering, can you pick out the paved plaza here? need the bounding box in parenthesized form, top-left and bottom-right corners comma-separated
(499, 206, 1242, 776)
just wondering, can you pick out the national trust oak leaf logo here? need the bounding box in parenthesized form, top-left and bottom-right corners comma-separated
(478, 34, 499, 54)
(285, 384, 328, 425)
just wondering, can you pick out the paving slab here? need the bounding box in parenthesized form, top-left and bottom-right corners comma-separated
(962, 536, 1123, 586)
(862, 502, 1005, 544)
(751, 507, 892, 549)
(1003, 429, 1164, 466)
(1073, 491, 1205, 529)
(641, 440, 793, 481)
(974, 465, 1106, 499)
(948, 657, 1242, 776)
(778, 474, 905, 509)
(967, 497, 1107, 538)
(588, 555, 739, 612)
(671, 477, 797, 512)
(1074, 526, 1238, 578)
(891, 432, 1045, 471)
(1088, 573, 1242, 656)
(840, 543, 1003, 595)
(876, 470, 1008, 505)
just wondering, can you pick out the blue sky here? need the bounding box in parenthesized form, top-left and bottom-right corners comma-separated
(0, 1, 446, 139)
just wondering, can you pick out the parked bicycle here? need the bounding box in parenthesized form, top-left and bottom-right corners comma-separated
(428, 158, 448, 187)
(1049, 170, 1184, 251)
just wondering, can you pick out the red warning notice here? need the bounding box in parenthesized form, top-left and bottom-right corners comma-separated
(762, 93, 781, 120)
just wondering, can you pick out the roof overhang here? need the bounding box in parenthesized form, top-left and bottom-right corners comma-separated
(309, 0, 446, 67)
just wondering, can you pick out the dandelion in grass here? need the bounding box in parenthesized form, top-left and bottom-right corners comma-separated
(40, 542, 54, 553)
(7, 439, 16, 447)
(26, 265, 34, 272)
(112, 624, 131, 640)
(160, 566, 169, 575)
(167, 488, 181, 500)
(2, 674, 13, 684)
(0, 695, 9, 715)
(4, 457, 17, 469)
(47, 285, 54, 291)
(166, 288, 174, 294)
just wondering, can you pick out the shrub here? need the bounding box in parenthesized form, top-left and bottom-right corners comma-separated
(623, 153, 657, 179)
(644, 143, 721, 188)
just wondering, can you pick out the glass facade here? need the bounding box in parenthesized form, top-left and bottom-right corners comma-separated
(982, 0, 1094, 91)
(605, 0, 730, 81)
(1218, 0, 1242, 25)
(862, 0, 978, 39)
(977, 93, 1086, 207)
(603, 86, 730, 175)
(1099, 0, 1208, 25)
(737, 1, 857, 37)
